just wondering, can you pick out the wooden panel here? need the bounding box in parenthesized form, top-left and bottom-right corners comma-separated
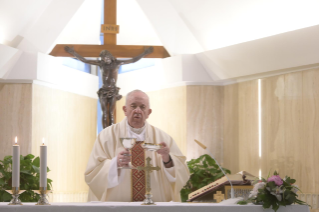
(49, 44, 170, 58)
(0, 84, 32, 160)
(115, 97, 125, 124)
(302, 68, 319, 193)
(223, 68, 319, 201)
(238, 80, 259, 176)
(148, 87, 187, 155)
(32, 84, 97, 194)
(223, 83, 239, 172)
(261, 75, 285, 180)
(186, 85, 224, 162)
(283, 72, 303, 187)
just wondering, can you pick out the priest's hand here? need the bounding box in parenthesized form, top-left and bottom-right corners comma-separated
(157, 142, 174, 168)
(117, 149, 131, 167)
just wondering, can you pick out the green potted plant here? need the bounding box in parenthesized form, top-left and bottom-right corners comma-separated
(0, 154, 52, 202)
(180, 154, 231, 202)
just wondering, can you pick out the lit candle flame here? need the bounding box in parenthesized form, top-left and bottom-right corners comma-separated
(42, 138, 45, 145)
(15, 136, 17, 144)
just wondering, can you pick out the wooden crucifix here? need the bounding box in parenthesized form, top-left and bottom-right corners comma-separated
(136, 157, 160, 205)
(50, 0, 170, 128)
(50, 0, 169, 58)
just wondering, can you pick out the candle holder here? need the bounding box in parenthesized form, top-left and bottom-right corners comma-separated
(5, 187, 25, 205)
(33, 187, 52, 205)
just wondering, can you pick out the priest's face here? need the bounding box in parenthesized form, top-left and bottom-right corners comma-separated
(123, 91, 152, 128)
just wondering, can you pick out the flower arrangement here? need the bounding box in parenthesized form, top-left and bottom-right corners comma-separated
(238, 171, 309, 212)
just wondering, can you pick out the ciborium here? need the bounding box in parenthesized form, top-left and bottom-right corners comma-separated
(142, 143, 162, 151)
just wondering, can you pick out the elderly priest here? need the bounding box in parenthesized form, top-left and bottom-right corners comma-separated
(85, 90, 190, 202)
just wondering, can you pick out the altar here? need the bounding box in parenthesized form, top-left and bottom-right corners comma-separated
(0, 202, 310, 212)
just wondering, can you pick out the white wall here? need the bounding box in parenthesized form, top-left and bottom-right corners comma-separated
(117, 54, 212, 95)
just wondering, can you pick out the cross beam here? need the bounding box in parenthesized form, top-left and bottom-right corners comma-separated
(49, 44, 170, 58)
(49, 0, 170, 58)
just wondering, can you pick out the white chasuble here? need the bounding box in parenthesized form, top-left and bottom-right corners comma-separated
(85, 117, 190, 202)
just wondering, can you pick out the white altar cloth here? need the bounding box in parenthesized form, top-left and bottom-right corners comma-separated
(0, 202, 310, 212)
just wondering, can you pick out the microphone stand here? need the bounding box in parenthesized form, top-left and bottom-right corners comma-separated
(194, 139, 235, 199)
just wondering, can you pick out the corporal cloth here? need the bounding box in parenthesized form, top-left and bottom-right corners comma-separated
(85, 118, 190, 202)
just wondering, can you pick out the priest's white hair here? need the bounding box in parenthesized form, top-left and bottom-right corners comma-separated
(125, 90, 150, 107)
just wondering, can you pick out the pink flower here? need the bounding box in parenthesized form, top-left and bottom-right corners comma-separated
(267, 175, 283, 186)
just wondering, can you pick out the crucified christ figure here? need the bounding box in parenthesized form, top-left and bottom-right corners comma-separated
(65, 46, 153, 128)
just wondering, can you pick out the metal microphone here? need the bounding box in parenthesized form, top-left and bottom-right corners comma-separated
(194, 139, 235, 199)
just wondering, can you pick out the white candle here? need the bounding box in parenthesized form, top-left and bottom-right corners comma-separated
(40, 138, 47, 187)
(12, 136, 20, 188)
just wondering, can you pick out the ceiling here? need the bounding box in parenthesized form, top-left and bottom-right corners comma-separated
(1, 0, 319, 82)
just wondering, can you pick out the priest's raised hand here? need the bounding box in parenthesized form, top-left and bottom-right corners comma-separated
(157, 142, 174, 168)
(117, 149, 131, 168)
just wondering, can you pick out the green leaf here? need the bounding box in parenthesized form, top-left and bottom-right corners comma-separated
(0, 178, 5, 185)
(267, 181, 277, 189)
(32, 157, 40, 167)
(4, 156, 12, 161)
(262, 200, 271, 208)
(20, 170, 32, 175)
(1, 190, 12, 202)
(207, 168, 219, 174)
(24, 154, 35, 160)
(180, 187, 191, 202)
(272, 202, 279, 212)
(214, 172, 224, 180)
(237, 200, 248, 205)
(20, 159, 28, 165)
(223, 168, 231, 174)
(3, 156, 12, 165)
(32, 165, 40, 174)
(205, 155, 216, 165)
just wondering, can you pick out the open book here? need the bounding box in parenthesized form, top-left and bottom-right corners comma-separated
(187, 171, 256, 201)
